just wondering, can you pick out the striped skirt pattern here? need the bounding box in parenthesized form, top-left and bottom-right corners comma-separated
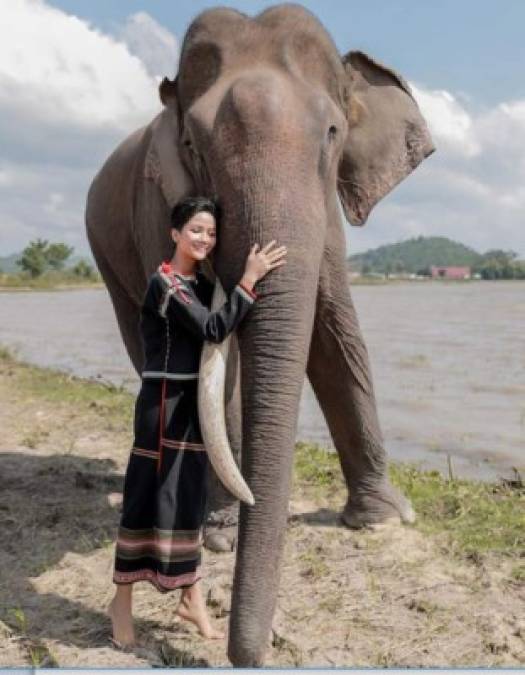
(113, 378, 209, 593)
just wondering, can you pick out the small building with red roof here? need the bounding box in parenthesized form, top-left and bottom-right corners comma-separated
(430, 266, 471, 279)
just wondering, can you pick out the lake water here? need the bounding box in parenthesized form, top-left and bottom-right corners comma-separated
(1, 281, 523, 481)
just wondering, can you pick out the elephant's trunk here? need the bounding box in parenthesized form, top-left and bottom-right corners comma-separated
(197, 70, 331, 665)
(217, 195, 325, 666)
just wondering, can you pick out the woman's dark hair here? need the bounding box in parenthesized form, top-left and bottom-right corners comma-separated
(170, 196, 221, 232)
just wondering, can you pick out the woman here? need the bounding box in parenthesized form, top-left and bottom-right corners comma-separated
(108, 195, 287, 648)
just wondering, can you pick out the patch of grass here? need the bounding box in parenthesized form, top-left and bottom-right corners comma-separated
(0, 271, 102, 291)
(0, 344, 16, 361)
(298, 546, 330, 579)
(374, 649, 395, 667)
(349, 276, 390, 285)
(271, 630, 303, 666)
(389, 463, 524, 556)
(398, 354, 429, 369)
(158, 639, 209, 667)
(0, 345, 134, 426)
(8, 607, 27, 633)
(294, 441, 343, 487)
(318, 595, 343, 613)
(293, 442, 524, 558)
(406, 598, 441, 617)
(5, 607, 58, 668)
(21, 428, 50, 449)
(509, 563, 525, 582)
(28, 644, 58, 667)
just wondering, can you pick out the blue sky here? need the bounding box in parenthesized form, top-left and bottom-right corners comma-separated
(1, 0, 525, 259)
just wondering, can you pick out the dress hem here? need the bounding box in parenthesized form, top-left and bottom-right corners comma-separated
(113, 567, 202, 593)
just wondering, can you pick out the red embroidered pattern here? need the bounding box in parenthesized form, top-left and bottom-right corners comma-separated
(172, 277, 192, 304)
(238, 281, 257, 300)
(161, 438, 206, 451)
(131, 447, 160, 460)
(158, 261, 192, 304)
(117, 537, 202, 553)
(113, 567, 202, 591)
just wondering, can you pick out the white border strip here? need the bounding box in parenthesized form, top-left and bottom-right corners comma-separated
(235, 284, 255, 304)
(142, 371, 199, 380)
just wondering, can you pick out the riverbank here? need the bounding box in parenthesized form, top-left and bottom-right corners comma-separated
(0, 272, 103, 291)
(0, 283, 105, 292)
(0, 348, 523, 667)
(3, 274, 523, 291)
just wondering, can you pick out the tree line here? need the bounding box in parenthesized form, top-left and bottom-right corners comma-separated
(9, 239, 97, 279)
(471, 249, 525, 280)
(349, 236, 525, 279)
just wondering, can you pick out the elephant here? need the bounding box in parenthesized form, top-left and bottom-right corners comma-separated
(85, 4, 434, 666)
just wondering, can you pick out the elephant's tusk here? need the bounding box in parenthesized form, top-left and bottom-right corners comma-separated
(198, 278, 255, 506)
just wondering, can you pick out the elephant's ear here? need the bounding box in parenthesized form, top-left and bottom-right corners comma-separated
(144, 76, 194, 208)
(338, 51, 435, 226)
(159, 76, 178, 107)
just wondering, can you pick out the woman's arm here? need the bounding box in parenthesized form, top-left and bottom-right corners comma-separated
(156, 273, 256, 343)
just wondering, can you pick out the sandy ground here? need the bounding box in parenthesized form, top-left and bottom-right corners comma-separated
(0, 359, 523, 667)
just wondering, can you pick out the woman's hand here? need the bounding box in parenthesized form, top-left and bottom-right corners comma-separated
(241, 240, 287, 289)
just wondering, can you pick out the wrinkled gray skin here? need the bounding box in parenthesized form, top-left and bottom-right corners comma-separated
(86, 4, 434, 666)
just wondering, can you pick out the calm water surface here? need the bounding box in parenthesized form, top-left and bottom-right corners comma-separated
(1, 281, 523, 481)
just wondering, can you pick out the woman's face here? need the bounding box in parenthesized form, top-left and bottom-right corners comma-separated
(172, 210, 217, 261)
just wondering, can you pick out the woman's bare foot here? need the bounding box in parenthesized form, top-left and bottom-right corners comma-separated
(175, 581, 225, 640)
(108, 586, 135, 648)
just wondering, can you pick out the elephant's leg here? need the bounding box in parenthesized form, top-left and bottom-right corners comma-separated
(306, 236, 415, 527)
(94, 248, 145, 375)
(204, 335, 241, 552)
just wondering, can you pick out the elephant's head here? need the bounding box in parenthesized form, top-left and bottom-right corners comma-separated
(152, 4, 434, 665)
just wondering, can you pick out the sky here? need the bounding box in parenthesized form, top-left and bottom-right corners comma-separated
(1, 0, 525, 259)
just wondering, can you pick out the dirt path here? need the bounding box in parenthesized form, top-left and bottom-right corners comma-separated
(0, 356, 523, 667)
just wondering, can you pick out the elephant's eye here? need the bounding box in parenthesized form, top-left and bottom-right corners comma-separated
(328, 125, 337, 140)
(181, 130, 195, 153)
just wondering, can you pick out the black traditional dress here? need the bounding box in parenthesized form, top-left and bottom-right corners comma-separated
(113, 261, 256, 592)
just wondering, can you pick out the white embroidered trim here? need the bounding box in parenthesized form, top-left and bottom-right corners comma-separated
(158, 270, 194, 286)
(142, 371, 199, 380)
(159, 286, 175, 318)
(235, 284, 255, 304)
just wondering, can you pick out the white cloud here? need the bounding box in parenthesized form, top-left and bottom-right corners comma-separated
(0, 168, 13, 187)
(0, 0, 171, 255)
(44, 192, 65, 214)
(411, 83, 480, 158)
(0, 0, 160, 131)
(479, 100, 525, 147)
(118, 11, 178, 79)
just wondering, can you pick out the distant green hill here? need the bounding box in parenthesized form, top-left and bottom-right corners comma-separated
(347, 236, 482, 274)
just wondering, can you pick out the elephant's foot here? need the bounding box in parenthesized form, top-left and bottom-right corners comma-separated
(342, 480, 416, 528)
(204, 502, 239, 553)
